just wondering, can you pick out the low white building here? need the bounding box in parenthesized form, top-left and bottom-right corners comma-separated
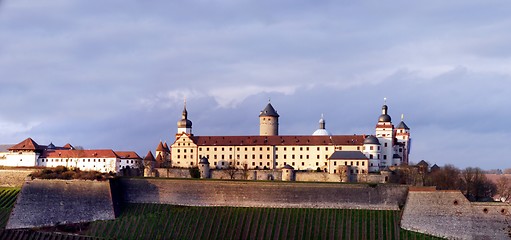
(0, 138, 142, 173)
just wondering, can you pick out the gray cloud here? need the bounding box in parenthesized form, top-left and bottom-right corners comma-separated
(2, 1, 511, 169)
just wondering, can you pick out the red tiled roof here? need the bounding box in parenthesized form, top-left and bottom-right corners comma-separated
(144, 151, 155, 161)
(115, 151, 142, 159)
(8, 138, 40, 151)
(63, 143, 74, 149)
(191, 135, 365, 146)
(163, 142, 170, 152)
(156, 141, 165, 151)
(41, 149, 118, 158)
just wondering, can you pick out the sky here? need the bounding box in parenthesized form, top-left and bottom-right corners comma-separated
(1, 0, 511, 170)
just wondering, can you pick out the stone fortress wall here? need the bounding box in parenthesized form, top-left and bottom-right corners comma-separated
(401, 187, 511, 239)
(153, 168, 389, 183)
(6, 178, 510, 239)
(6, 179, 115, 229)
(116, 178, 408, 210)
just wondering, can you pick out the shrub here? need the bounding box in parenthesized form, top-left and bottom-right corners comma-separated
(189, 167, 200, 178)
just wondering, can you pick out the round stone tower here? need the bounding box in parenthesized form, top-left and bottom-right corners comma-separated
(259, 102, 279, 136)
(198, 157, 210, 179)
(282, 164, 295, 181)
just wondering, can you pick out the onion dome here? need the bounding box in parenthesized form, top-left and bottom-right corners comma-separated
(363, 135, 380, 145)
(199, 157, 209, 164)
(259, 103, 279, 117)
(177, 104, 192, 128)
(378, 104, 391, 122)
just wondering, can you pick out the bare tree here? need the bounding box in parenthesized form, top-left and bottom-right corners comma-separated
(461, 167, 496, 201)
(225, 165, 238, 180)
(496, 176, 511, 202)
(239, 161, 250, 180)
(71, 146, 85, 170)
(426, 164, 462, 190)
(337, 165, 349, 182)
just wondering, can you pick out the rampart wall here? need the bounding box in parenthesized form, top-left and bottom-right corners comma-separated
(401, 188, 511, 239)
(115, 178, 408, 210)
(6, 179, 115, 229)
(0, 168, 35, 187)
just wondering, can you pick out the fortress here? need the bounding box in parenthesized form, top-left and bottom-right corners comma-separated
(153, 100, 411, 180)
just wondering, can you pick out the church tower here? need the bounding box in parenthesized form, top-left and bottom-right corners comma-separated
(259, 101, 279, 136)
(177, 100, 192, 135)
(375, 99, 394, 168)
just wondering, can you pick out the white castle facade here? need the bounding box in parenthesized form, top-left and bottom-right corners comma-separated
(158, 101, 411, 175)
(0, 138, 142, 173)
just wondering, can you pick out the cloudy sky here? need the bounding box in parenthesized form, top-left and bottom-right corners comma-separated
(1, 1, 510, 169)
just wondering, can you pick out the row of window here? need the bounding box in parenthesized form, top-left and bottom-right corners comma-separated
(40, 158, 107, 163)
(333, 160, 365, 167)
(333, 169, 365, 174)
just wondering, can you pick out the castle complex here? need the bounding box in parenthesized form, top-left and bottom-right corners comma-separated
(157, 100, 411, 175)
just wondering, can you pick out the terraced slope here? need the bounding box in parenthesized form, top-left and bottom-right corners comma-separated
(84, 203, 443, 240)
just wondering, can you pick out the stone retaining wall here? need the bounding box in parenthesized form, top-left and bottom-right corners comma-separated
(116, 178, 408, 210)
(401, 188, 511, 239)
(6, 179, 115, 229)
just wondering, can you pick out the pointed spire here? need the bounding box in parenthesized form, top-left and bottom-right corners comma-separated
(156, 141, 165, 151)
(144, 151, 155, 161)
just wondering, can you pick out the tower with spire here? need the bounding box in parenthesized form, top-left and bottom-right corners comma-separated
(312, 114, 331, 136)
(395, 114, 411, 165)
(375, 98, 395, 168)
(259, 101, 279, 136)
(177, 99, 193, 136)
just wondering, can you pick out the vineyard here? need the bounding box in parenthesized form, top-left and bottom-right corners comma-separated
(82, 203, 444, 240)
(0, 188, 20, 229)
(0, 188, 443, 239)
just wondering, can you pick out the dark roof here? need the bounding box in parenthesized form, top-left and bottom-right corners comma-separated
(378, 114, 391, 122)
(363, 135, 380, 145)
(8, 138, 40, 151)
(282, 164, 294, 169)
(417, 160, 428, 166)
(396, 121, 410, 130)
(192, 135, 365, 146)
(259, 103, 279, 117)
(199, 157, 209, 164)
(163, 142, 170, 152)
(144, 151, 155, 161)
(329, 151, 368, 160)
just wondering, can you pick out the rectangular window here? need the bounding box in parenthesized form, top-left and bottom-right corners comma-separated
(383, 155, 387, 160)
(334, 161, 337, 166)
(252, 162, 255, 166)
(260, 154, 262, 159)
(214, 162, 217, 165)
(214, 148, 217, 151)
(267, 154, 270, 159)
(316, 162, 319, 166)
(301, 162, 304, 166)
(221, 155, 225, 159)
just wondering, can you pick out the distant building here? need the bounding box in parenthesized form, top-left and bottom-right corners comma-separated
(0, 138, 142, 173)
(165, 99, 411, 175)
